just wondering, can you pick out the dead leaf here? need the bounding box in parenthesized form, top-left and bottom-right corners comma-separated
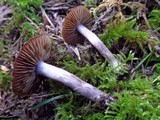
(0, 65, 9, 73)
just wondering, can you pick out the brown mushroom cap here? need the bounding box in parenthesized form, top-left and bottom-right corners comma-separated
(12, 34, 51, 95)
(62, 6, 92, 46)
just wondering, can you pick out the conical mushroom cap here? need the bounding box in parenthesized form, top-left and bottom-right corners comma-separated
(62, 6, 92, 46)
(12, 34, 51, 95)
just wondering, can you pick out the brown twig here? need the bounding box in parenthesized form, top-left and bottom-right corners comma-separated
(0, 17, 11, 22)
(41, 7, 55, 29)
(155, 0, 160, 6)
(45, 6, 69, 11)
(0, 6, 12, 19)
(0, 103, 16, 115)
(0, 6, 12, 24)
(0, 115, 18, 119)
(142, 12, 158, 40)
(92, 6, 116, 31)
(25, 16, 40, 30)
(31, 93, 53, 98)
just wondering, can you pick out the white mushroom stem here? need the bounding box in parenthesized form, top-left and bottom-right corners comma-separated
(77, 24, 119, 68)
(37, 61, 113, 103)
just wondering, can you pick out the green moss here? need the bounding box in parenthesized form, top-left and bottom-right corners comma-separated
(3, 0, 43, 41)
(0, 72, 12, 90)
(148, 9, 160, 31)
(85, 0, 97, 8)
(99, 19, 148, 48)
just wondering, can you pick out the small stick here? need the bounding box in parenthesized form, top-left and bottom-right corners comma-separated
(142, 12, 158, 40)
(45, 6, 69, 11)
(41, 7, 55, 29)
(25, 16, 40, 30)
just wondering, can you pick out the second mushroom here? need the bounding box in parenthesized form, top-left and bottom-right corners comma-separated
(62, 6, 119, 68)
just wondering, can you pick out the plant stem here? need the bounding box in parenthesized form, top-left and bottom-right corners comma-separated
(37, 61, 113, 103)
(77, 24, 119, 68)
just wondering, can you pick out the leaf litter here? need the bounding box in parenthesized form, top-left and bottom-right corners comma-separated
(0, 0, 160, 119)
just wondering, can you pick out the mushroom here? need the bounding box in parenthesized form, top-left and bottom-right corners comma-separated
(12, 34, 113, 103)
(62, 6, 119, 68)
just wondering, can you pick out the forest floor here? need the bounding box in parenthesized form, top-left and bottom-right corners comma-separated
(0, 0, 160, 119)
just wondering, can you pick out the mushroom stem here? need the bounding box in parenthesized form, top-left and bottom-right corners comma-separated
(77, 24, 119, 68)
(37, 61, 113, 103)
